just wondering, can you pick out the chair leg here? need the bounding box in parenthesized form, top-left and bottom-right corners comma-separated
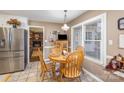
(52, 63, 56, 80)
(41, 72, 51, 81)
(40, 71, 43, 77)
(41, 72, 45, 81)
(45, 72, 50, 81)
(59, 64, 65, 82)
(76, 76, 81, 82)
(59, 72, 64, 82)
(39, 72, 43, 81)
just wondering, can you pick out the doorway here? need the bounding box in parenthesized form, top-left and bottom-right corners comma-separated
(29, 26, 44, 62)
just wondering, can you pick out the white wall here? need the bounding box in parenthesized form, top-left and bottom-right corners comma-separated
(0, 14, 28, 29)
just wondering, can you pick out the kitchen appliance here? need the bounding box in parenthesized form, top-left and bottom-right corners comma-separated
(0, 27, 27, 74)
(32, 41, 42, 47)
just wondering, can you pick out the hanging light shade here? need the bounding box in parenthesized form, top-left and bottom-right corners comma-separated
(61, 24, 70, 31)
(61, 10, 70, 31)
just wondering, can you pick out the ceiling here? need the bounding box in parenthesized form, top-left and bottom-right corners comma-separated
(0, 10, 87, 23)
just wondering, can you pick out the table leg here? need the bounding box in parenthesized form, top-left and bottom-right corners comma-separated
(52, 63, 57, 80)
(59, 63, 64, 82)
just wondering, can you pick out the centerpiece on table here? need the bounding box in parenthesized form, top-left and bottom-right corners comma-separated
(7, 18, 21, 28)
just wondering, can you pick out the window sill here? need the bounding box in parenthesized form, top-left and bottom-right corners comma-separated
(84, 56, 104, 66)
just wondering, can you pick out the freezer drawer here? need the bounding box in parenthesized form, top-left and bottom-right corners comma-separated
(0, 51, 24, 58)
(0, 51, 13, 58)
(10, 57, 24, 71)
(13, 51, 24, 57)
(0, 58, 11, 74)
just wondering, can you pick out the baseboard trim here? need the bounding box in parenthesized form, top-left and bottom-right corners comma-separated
(107, 55, 113, 59)
(113, 71, 124, 78)
(83, 68, 104, 82)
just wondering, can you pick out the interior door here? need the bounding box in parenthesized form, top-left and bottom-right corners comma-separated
(0, 27, 10, 52)
(10, 29, 24, 51)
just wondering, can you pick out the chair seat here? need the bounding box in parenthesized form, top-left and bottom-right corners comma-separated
(62, 67, 81, 78)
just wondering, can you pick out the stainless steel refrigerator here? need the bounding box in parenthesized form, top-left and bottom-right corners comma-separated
(0, 27, 27, 74)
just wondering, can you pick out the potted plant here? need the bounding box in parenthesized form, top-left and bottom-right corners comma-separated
(7, 18, 21, 28)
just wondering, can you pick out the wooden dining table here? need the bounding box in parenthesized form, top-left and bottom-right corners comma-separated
(48, 54, 67, 81)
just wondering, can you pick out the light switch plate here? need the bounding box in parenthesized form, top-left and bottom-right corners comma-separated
(108, 40, 113, 45)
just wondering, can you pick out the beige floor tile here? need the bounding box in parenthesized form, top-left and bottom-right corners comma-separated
(28, 72, 37, 77)
(31, 63, 37, 66)
(18, 74, 28, 80)
(0, 75, 5, 81)
(30, 70, 37, 74)
(20, 71, 28, 74)
(11, 75, 19, 81)
(12, 72, 21, 76)
(27, 77, 37, 82)
(17, 79, 27, 82)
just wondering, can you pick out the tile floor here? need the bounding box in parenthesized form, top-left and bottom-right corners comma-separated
(0, 62, 97, 82)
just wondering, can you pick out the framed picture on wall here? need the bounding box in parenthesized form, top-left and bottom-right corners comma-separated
(118, 17, 124, 30)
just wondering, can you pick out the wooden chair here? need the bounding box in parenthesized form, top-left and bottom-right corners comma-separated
(37, 48, 54, 81)
(50, 45, 62, 56)
(76, 46, 84, 52)
(76, 46, 85, 73)
(55, 41, 68, 52)
(61, 51, 84, 81)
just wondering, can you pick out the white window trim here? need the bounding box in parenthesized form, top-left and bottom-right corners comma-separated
(71, 13, 107, 66)
(84, 56, 104, 66)
(71, 23, 83, 52)
(83, 13, 107, 66)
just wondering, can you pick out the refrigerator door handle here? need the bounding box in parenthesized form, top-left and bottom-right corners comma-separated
(9, 29, 11, 49)
(9, 31, 11, 48)
(9, 29, 12, 50)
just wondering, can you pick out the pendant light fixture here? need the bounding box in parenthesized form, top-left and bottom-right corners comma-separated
(61, 10, 70, 31)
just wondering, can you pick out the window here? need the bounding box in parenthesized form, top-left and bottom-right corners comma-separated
(71, 25, 82, 51)
(84, 20, 101, 60)
(83, 14, 106, 65)
(71, 13, 106, 65)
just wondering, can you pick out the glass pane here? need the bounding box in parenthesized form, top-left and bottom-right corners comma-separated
(84, 41, 100, 60)
(85, 20, 101, 40)
(73, 26, 82, 50)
